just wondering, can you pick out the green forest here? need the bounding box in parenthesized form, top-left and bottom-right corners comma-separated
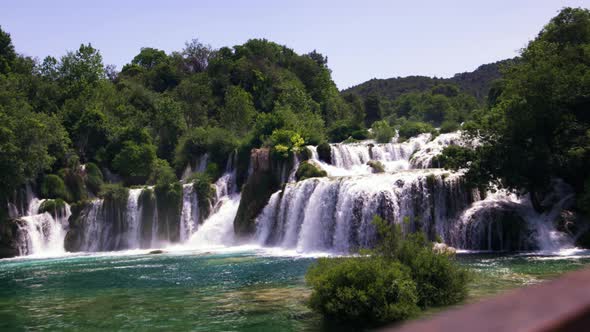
(1, 6, 588, 234)
(0, 21, 489, 220)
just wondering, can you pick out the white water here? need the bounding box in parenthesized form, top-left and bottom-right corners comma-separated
(126, 188, 143, 248)
(256, 169, 473, 253)
(179, 184, 199, 242)
(185, 195, 241, 248)
(8, 130, 579, 258)
(307, 133, 434, 176)
(16, 196, 71, 256)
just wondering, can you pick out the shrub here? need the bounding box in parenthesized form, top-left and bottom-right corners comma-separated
(149, 159, 178, 190)
(269, 129, 304, 159)
(439, 120, 460, 133)
(316, 143, 332, 164)
(99, 183, 129, 205)
(306, 215, 469, 327)
(84, 162, 104, 195)
(38, 199, 66, 215)
(174, 126, 239, 172)
(327, 121, 362, 142)
(112, 141, 157, 184)
(372, 120, 396, 143)
(306, 257, 419, 326)
(295, 161, 327, 181)
(351, 129, 369, 140)
(41, 175, 70, 201)
(398, 121, 434, 141)
(190, 172, 216, 208)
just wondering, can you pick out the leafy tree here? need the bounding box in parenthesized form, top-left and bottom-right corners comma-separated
(58, 43, 105, 98)
(364, 93, 382, 126)
(0, 26, 16, 74)
(372, 120, 395, 143)
(112, 141, 157, 184)
(220, 85, 256, 135)
(454, 7, 590, 210)
(131, 47, 168, 69)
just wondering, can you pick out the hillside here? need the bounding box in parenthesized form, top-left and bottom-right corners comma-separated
(343, 59, 515, 103)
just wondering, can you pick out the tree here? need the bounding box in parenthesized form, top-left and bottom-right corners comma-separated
(452, 7, 590, 210)
(131, 47, 168, 69)
(220, 85, 255, 135)
(364, 93, 382, 126)
(59, 43, 105, 98)
(181, 39, 213, 73)
(0, 26, 16, 75)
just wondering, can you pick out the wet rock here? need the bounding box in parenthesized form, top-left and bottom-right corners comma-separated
(148, 249, 165, 254)
(0, 219, 24, 258)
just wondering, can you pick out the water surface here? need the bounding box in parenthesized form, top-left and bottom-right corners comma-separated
(1, 249, 589, 331)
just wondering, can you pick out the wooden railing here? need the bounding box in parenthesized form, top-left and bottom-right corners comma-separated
(385, 268, 590, 332)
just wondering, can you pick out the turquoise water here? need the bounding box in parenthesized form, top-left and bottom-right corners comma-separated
(1, 249, 589, 331)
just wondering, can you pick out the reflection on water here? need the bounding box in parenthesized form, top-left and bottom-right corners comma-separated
(1, 249, 589, 331)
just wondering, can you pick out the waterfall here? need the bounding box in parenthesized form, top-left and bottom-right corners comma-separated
(16, 201, 71, 256)
(255, 170, 476, 253)
(308, 133, 433, 176)
(126, 189, 143, 248)
(409, 131, 466, 168)
(186, 195, 241, 248)
(180, 184, 199, 242)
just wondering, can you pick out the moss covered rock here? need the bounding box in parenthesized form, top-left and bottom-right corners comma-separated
(295, 161, 327, 181)
(0, 219, 25, 258)
(317, 143, 332, 164)
(234, 148, 280, 236)
(367, 160, 385, 173)
(64, 200, 92, 252)
(41, 174, 70, 201)
(38, 199, 67, 216)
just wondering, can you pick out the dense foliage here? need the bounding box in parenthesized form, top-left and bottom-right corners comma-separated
(0, 28, 364, 219)
(306, 216, 469, 327)
(439, 7, 590, 214)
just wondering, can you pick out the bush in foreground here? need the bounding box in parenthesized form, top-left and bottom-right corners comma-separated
(307, 257, 419, 326)
(306, 216, 469, 327)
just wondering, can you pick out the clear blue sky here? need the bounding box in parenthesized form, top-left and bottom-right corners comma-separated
(1, 0, 587, 89)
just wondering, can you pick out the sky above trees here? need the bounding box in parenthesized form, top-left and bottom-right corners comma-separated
(0, 0, 587, 89)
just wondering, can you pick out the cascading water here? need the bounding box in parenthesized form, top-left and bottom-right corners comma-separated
(4, 130, 579, 258)
(255, 130, 578, 253)
(14, 193, 72, 256)
(256, 170, 476, 253)
(307, 133, 433, 176)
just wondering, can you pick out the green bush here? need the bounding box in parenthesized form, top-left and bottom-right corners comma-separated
(295, 161, 327, 181)
(351, 129, 369, 140)
(439, 120, 460, 133)
(316, 143, 332, 164)
(306, 257, 419, 326)
(84, 162, 104, 195)
(174, 127, 239, 171)
(327, 121, 362, 142)
(41, 174, 70, 201)
(38, 199, 66, 215)
(191, 172, 216, 208)
(398, 121, 434, 141)
(99, 183, 129, 205)
(372, 120, 396, 143)
(306, 215, 469, 327)
(268, 129, 304, 159)
(149, 159, 178, 190)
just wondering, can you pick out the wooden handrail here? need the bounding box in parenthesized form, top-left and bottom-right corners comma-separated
(384, 268, 590, 332)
